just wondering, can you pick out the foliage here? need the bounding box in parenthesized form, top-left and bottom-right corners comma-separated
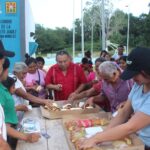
(34, 2, 150, 55)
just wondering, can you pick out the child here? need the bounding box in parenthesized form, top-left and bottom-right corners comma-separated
(36, 56, 47, 73)
(2, 77, 28, 116)
(119, 56, 127, 70)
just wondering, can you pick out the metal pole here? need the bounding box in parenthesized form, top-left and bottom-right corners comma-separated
(81, 0, 84, 57)
(127, 7, 130, 55)
(72, 0, 75, 60)
(91, 21, 94, 58)
(101, 0, 106, 50)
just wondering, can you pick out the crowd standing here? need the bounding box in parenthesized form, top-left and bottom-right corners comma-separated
(0, 40, 150, 150)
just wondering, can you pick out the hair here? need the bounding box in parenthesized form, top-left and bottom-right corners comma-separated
(2, 76, 16, 91)
(81, 57, 89, 64)
(3, 58, 10, 70)
(56, 50, 70, 60)
(36, 56, 45, 65)
(25, 53, 37, 66)
(13, 62, 27, 73)
(95, 57, 106, 64)
(119, 56, 127, 62)
(85, 50, 91, 58)
(0, 53, 4, 59)
(99, 61, 120, 78)
(100, 50, 108, 56)
(118, 45, 124, 48)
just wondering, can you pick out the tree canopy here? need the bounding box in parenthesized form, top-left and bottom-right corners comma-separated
(34, 1, 150, 54)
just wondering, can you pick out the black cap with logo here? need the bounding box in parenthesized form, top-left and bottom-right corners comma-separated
(0, 40, 15, 57)
(121, 47, 150, 80)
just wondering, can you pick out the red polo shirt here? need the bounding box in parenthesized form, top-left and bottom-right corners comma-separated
(45, 63, 87, 100)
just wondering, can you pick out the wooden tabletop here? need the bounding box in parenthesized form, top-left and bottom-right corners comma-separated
(16, 108, 70, 150)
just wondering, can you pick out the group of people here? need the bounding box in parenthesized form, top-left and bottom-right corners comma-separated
(0, 39, 150, 150)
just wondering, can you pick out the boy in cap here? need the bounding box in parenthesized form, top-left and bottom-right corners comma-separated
(78, 47, 150, 150)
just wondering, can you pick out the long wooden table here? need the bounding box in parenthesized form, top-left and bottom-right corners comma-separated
(16, 108, 70, 150)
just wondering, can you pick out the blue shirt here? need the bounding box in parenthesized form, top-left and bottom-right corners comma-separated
(128, 83, 150, 146)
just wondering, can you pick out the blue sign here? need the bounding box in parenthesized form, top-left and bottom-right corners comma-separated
(0, 0, 20, 71)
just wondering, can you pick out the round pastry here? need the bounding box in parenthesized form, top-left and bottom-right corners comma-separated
(62, 103, 72, 109)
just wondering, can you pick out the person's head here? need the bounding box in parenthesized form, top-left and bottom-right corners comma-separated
(117, 45, 124, 55)
(0, 40, 15, 75)
(100, 50, 108, 58)
(36, 56, 45, 70)
(105, 53, 111, 61)
(121, 47, 150, 85)
(56, 50, 71, 71)
(119, 56, 127, 70)
(0, 54, 4, 75)
(99, 61, 121, 84)
(25, 54, 37, 74)
(95, 57, 106, 74)
(81, 57, 89, 70)
(2, 76, 16, 94)
(13, 62, 28, 82)
(85, 50, 91, 58)
(0, 58, 10, 81)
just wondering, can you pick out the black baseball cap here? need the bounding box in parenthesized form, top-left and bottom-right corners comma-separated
(121, 47, 150, 80)
(0, 40, 15, 57)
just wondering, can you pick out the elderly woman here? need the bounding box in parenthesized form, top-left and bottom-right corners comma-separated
(79, 47, 150, 150)
(9, 62, 52, 120)
(85, 61, 133, 113)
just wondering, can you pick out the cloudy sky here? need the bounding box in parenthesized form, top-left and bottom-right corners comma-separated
(29, 0, 150, 29)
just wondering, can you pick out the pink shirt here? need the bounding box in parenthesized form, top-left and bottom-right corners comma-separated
(25, 69, 46, 87)
(24, 69, 46, 98)
(87, 72, 96, 82)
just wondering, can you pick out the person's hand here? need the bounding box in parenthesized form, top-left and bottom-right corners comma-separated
(15, 105, 28, 112)
(54, 84, 62, 91)
(78, 138, 97, 150)
(43, 100, 53, 107)
(116, 101, 126, 110)
(26, 133, 40, 143)
(68, 92, 77, 101)
(83, 97, 94, 108)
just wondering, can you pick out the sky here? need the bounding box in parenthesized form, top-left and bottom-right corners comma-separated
(29, 0, 150, 29)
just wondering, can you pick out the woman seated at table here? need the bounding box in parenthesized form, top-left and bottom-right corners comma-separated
(84, 61, 133, 113)
(24, 54, 47, 99)
(78, 47, 150, 150)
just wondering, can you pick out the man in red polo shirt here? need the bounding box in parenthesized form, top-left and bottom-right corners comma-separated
(45, 50, 87, 100)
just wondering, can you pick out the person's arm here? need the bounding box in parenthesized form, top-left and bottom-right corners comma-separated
(6, 124, 40, 143)
(0, 136, 11, 150)
(15, 88, 52, 106)
(79, 106, 150, 149)
(68, 82, 94, 100)
(46, 84, 62, 91)
(15, 105, 28, 112)
(69, 87, 99, 101)
(106, 100, 133, 129)
(84, 93, 106, 106)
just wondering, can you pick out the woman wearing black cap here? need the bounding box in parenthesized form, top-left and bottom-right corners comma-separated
(78, 47, 150, 150)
